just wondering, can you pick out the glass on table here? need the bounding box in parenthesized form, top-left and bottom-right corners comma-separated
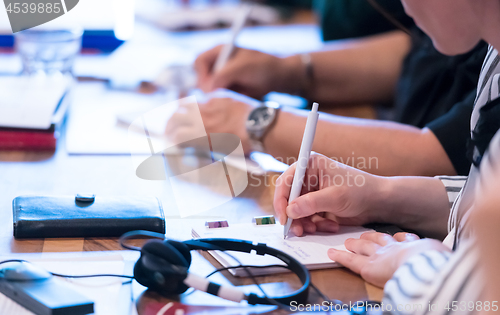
(14, 27, 83, 76)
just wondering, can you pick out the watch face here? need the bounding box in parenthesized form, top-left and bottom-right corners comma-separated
(247, 107, 274, 129)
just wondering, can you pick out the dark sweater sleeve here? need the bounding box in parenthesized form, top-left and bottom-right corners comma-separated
(426, 91, 475, 175)
(314, 0, 414, 41)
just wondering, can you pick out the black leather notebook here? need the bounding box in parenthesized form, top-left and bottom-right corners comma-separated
(12, 195, 165, 238)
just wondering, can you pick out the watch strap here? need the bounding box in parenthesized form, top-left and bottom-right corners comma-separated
(247, 102, 281, 152)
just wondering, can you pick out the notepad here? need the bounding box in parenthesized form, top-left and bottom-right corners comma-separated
(192, 223, 373, 276)
(0, 75, 70, 130)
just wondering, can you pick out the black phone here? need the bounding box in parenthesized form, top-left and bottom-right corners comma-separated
(0, 277, 94, 315)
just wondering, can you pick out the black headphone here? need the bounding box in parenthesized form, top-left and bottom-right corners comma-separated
(120, 231, 311, 305)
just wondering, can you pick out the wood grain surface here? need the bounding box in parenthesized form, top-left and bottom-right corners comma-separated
(0, 84, 382, 314)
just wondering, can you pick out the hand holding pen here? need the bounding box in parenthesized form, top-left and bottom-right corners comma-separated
(274, 103, 379, 237)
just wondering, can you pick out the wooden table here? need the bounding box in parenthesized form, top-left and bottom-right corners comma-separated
(0, 122, 383, 314)
(0, 2, 388, 311)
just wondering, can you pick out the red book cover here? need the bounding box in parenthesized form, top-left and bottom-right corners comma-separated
(0, 75, 70, 151)
(0, 126, 56, 150)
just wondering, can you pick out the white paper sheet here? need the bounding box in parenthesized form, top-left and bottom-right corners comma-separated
(192, 223, 373, 276)
(0, 75, 69, 129)
(65, 83, 177, 155)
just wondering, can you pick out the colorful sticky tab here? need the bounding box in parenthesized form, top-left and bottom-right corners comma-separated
(253, 215, 276, 225)
(205, 220, 229, 228)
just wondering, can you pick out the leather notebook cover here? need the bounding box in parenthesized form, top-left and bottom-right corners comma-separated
(12, 195, 165, 238)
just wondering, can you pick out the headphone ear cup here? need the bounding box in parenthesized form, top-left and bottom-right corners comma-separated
(134, 254, 189, 295)
(143, 240, 190, 268)
(134, 240, 190, 295)
(165, 240, 192, 267)
(133, 256, 156, 290)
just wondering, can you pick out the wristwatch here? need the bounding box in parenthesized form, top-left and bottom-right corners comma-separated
(246, 101, 281, 152)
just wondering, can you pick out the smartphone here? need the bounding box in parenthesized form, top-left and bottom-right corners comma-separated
(0, 277, 94, 315)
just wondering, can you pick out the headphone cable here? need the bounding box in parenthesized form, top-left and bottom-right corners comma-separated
(1, 260, 375, 314)
(220, 251, 292, 310)
(119, 230, 165, 251)
(206, 263, 335, 304)
(118, 231, 373, 312)
(0, 259, 134, 285)
(119, 232, 337, 310)
(204, 264, 291, 278)
(206, 262, 338, 313)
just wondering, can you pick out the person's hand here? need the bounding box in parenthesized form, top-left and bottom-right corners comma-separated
(274, 153, 385, 236)
(166, 90, 260, 154)
(328, 232, 450, 288)
(195, 45, 299, 99)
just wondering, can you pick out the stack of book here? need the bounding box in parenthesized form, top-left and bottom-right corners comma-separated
(0, 75, 70, 150)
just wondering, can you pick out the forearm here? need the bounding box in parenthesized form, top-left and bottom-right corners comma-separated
(264, 107, 457, 176)
(278, 31, 411, 105)
(373, 176, 450, 238)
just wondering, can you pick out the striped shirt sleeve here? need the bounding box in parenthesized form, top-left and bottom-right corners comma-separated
(382, 240, 482, 315)
(383, 249, 452, 315)
(380, 48, 499, 315)
(435, 176, 467, 209)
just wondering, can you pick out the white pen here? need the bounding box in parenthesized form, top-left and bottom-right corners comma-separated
(283, 102, 320, 239)
(213, 4, 252, 73)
